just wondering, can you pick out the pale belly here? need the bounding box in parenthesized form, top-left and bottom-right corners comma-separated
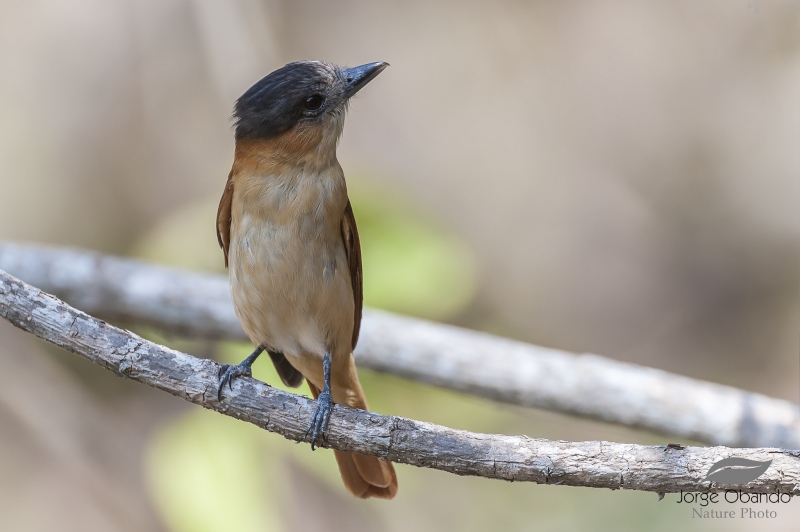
(228, 212, 355, 360)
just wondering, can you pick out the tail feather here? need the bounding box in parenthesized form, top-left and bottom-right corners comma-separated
(307, 380, 398, 499)
(353, 453, 393, 488)
(332, 450, 371, 497)
(336, 451, 398, 499)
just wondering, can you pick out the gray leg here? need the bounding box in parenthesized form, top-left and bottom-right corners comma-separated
(217, 346, 264, 400)
(305, 351, 333, 450)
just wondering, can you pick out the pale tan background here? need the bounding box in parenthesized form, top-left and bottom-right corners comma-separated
(0, 1, 798, 531)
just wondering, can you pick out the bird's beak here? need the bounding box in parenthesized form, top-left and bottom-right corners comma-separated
(342, 62, 389, 99)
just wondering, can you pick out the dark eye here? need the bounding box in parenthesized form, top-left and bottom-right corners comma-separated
(304, 94, 324, 111)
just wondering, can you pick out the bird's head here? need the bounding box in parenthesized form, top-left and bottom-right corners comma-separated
(233, 60, 388, 159)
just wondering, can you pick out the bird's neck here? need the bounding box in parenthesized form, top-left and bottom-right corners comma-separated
(233, 112, 345, 176)
(231, 129, 347, 222)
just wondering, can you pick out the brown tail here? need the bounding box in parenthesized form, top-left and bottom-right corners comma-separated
(307, 381, 398, 499)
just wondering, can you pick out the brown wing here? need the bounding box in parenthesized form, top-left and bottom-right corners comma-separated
(216, 172, 234, 268)
(341, 199, 363, 350)
(217, 173, 304, 388)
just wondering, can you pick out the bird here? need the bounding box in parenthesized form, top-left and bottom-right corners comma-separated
(215, 60, 397, 499)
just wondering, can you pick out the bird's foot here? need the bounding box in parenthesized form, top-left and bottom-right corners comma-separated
(216, 346, 264, 400)
(305, 389, 333, 450)
(217, 362, 253, 400)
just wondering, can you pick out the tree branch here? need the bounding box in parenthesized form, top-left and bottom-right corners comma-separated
(2, 269, 800, 494)
(1, 242, 799, 450)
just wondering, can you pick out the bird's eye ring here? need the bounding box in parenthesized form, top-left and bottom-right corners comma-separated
(304, 94, 325, 111)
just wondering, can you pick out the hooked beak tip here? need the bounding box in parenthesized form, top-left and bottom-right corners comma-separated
(342, 62, 389, 98)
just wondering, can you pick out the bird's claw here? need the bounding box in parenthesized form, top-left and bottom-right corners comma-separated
(305, 390, 333, 450)
(217, 362, 253, 400)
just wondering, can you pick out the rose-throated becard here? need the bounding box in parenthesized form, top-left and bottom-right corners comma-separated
(215, 60, 397, 499)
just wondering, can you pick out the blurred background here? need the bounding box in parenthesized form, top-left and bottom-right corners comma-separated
(0, 0, 798, 530)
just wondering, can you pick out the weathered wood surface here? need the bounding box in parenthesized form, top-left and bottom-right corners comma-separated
(2, 268, 800, 494)
(1, 242, 799, 449)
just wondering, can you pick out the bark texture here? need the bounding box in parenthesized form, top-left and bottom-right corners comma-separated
(2, 243, 798, 449)
(2, 268, 800, 494)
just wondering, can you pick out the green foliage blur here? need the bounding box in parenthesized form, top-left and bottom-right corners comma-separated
(3, 2, 797, 530)
(132, 179, 721, 532)
(136, 178, 485, 531)
(347, 177, 476, 320)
